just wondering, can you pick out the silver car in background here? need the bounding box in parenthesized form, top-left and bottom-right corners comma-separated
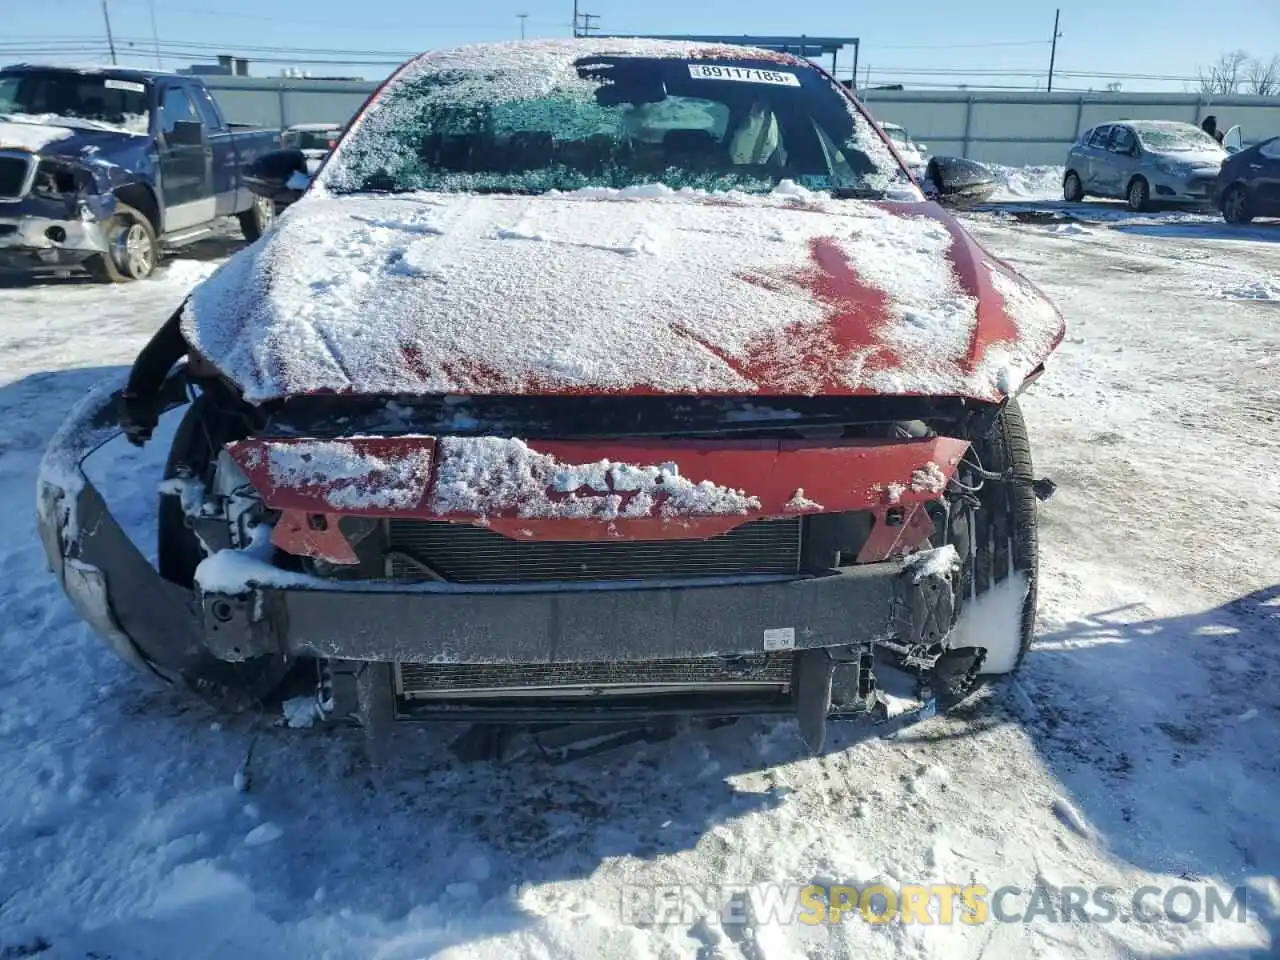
(1062, 120, 1227, 211)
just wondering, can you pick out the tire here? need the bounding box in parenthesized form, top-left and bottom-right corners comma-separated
(159, 393, 292, 707)
(965, 399, 1039, 675)
(1063, 170, 1085, 202)
(238, 194, 276, 242)
(1222, 184, 1254, 224)
(1125, 176, 1150, 213)
(86, 203, 158, 282)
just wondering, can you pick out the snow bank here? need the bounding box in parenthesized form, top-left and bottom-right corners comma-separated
(1218, 276, 1280, 301)
(431, 437, 760, 520)
(987, 164, 1066, 202)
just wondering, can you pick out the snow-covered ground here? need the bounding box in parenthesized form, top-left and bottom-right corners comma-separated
(2, 200, 1279, 959)
(987, 164, 1066, 202)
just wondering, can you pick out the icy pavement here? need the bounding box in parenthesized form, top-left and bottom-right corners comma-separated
(1, 205, 1279, 959)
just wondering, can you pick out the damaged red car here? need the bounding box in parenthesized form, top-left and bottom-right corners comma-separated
(36, 39, 1063, 755)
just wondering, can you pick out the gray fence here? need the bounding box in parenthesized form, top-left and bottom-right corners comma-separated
(858, 90, 1280, 166)
(204, 76, 1280, 167)
(204, 75, 377, 130)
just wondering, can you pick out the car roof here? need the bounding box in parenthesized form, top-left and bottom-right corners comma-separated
(2, 62, 170, 82)
(1106, 119, 1200, 132)
(394, 37, 810, 80)
(286, 123, 343, 131)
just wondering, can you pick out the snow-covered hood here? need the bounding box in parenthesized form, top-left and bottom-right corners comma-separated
(183, 186, 1064, 404)
(0, 118, 142, 158)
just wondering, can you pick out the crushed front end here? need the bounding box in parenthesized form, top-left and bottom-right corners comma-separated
(38, 379, 1009, 753)
(0, 150, 116, 272)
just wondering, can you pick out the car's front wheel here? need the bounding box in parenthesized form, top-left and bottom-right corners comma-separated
(1126, 176, 1151, 212)
(87, 203, 158, 282)
(1222, 184, 1254, 224)
(1063, 170, 1085, 202)
(942, 399, 1039, 681)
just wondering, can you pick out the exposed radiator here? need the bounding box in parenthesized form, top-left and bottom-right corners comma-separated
(396, 653, 795, 699)
(387, 517, 802, 583)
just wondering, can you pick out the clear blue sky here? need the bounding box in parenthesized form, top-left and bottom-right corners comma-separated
(3, 0, 1278, 92)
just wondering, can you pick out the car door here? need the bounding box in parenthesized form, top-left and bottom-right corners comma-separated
(156, 82, 215, 232)
(1253, 137, 1280, 213)
(1082, 125, 1112, 194)
(189, 81, 241, 217)
(1101, 125, 1139, 197)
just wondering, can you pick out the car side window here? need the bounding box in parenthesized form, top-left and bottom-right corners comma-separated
(1087, 125, 1111, 148)
(1259, 139, 1280, 160)
(160, 85, 199, 134)
(191, 85, 224, 130)
(1108, 126, 1137, 154)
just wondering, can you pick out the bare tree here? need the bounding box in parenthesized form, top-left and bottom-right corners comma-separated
(1198, 50, 1251, 95)
(1244, 55, 1280, 95)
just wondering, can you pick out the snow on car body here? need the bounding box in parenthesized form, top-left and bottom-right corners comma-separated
(36, 39, 1064, 752)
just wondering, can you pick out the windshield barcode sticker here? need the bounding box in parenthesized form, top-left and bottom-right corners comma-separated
(763, 627, 796, 651)
(104, 79, 146, 93)
(688, 65, 800, 86)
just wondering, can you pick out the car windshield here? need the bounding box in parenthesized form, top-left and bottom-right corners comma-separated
(323, 54, 910, 198)
(884, 125, 908, 144)
(0, 70, 150, 135)
(1135, 123, 1225, 154)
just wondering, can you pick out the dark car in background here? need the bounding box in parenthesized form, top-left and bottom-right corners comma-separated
(1218, 136, 1280, 223)
(0, 64, 279, 281)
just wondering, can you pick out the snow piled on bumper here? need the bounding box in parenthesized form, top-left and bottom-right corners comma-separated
(431, 436, 760, 521)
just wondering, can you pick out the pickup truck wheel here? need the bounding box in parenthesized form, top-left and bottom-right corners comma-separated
(87, 203, 158, 282)
(238, 194, 276, 242)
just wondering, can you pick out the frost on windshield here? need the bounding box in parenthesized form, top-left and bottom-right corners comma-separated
(320, 39, 909, 199)
(1135, 122, 1225, 153)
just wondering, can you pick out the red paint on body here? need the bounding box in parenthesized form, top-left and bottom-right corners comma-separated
(271, 509, 360, 564)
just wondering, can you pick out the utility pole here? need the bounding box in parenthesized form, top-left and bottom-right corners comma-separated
(517, 12, 528, 39)
(1047, 8, 1062, 92)
(148, 0, 162, 68)
(101, 0, 118, 64)
(572, 0, 579, 36)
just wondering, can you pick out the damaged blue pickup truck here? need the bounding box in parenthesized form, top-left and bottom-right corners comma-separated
(0, 64, 278, 281)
